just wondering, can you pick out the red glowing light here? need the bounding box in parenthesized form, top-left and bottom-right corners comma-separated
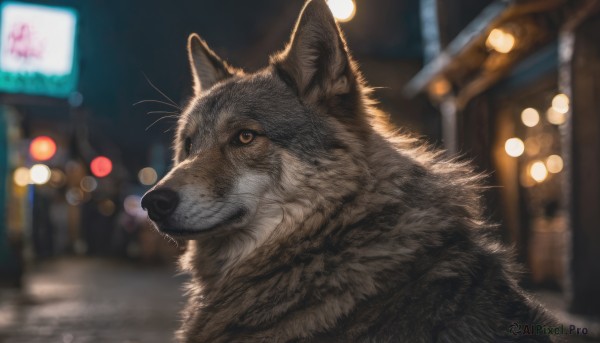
(30, 136, 57, 161)
(90, 156, 112, 178)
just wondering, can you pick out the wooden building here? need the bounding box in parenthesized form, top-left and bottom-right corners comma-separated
(407, 0, 600, 317)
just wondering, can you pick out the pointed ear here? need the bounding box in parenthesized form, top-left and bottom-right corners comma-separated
(187, 33, 236, 94)
(271, 0, 356, 102)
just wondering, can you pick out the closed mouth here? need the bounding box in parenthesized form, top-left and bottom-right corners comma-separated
(158, 208, 248, 237)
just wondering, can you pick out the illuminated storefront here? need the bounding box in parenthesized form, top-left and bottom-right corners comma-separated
(0, 2, 79, 283)
(408, 0, 600, 316)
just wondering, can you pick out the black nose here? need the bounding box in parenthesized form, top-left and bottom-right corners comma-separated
(141, 189, 179, 222)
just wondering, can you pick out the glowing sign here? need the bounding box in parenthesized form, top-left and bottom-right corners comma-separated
(0, 2, 78, 97)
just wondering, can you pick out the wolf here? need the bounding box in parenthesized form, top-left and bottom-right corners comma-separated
(141, 0, 557, 341)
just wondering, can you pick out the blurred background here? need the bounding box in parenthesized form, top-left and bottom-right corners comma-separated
(0, 0, 599, 341)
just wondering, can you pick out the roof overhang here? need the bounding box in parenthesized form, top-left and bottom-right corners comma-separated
(404, 0, 596, 109)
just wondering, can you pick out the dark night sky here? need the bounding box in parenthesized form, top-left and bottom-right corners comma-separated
(26, 0, 423, 176)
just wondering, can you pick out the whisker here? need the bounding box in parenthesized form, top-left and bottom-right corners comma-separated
(163, 233, 179, 247)
(142, 72, 179, 107)
(133, 99, 181, 110)
(146, 116, 178, 131)
(146, 111, 180, 116)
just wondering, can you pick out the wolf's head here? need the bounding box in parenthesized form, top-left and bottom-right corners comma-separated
(142, 0, 372, 265)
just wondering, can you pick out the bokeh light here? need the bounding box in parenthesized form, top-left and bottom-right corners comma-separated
(547, 107, 567, 125)
(138, 167, 158, 186)
(521, 108, 540, 127)
(530, 161, 548, 183)
(505, 138, 524, 157)
(30, 164, 51, 185)
(546, 155, 564, 174)
(552, 93, 570, 114)
(429, 78, 451, 97)
(124, 195, 146, 218)
(80, 176, 98, 192)
(90, 156, 113, 178)
(30, 136, 57, 161)
(326, 0, 355, 22)
(66, 187, 85, 206)
(98, 199, 116, 217)
(49, 169, 67, 188)
(13, 167, 31, 187)
(486, 28, 515, 53)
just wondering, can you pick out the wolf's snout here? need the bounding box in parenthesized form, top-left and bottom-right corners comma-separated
(142, 188, 179, 222)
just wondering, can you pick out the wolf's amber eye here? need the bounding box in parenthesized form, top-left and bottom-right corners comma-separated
(184, 137, 192, 155)
(237, 130, 256, 145)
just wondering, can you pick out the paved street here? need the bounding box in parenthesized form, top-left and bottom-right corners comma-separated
(1, 258, 599, 342)
(0, 258, 186, 343)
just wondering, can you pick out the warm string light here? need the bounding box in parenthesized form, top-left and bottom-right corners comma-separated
(546, 155, 563, 174)
(505, 138, 524, 157)
(530, 161, 548, 183)
(326, 0, 356, 22)
(486, 28, 515, 53)
(544, 93, 569, 125)
(429, 78, 451, 97)
(546, 108, 567, 125)
(521, 108, 540, 127)
(513, 93, 569, 185)
(552, 94, 569, 114)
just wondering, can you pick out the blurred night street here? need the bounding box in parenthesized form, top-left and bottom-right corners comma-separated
(0, 258, 185, 343)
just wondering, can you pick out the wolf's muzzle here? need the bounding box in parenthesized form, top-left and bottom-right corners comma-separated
(141, 188, 179, 222)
